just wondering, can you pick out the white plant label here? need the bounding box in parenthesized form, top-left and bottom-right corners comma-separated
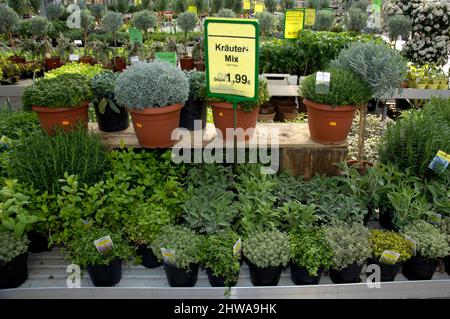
(130, 56, 140, 64)
(404, 234, 417, 255)
(315, 71, 330, 95)
(233, 238, 242, 257)
(74, 40, 83, 46)
(161, 248, 176, 265)
(429, 212, 442, 225)
(379, 250, 400, 265)
(69, 54, 79, 61)
(94, 235, 114, 254)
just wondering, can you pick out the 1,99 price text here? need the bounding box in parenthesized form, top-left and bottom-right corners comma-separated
(214, 73, 251, 85)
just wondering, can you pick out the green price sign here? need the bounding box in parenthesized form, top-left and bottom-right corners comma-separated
(154, 52, 177, 66)
(129, 27, 143, 45)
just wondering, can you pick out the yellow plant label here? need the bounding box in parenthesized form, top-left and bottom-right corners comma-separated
(284, 9, 305, 39)
(254, 3, 264, 13)
(304, 8, 316, 26)
(161, 248, 176, 265)
(437, 150, 450, 161)
(379, 250, 400, 265)
(205, 19, 258, 99)
(188, 5, 197, 14)
(93, 235, 114, 254)
(243, 0, 250, 10)
(233, 238, 242, 257)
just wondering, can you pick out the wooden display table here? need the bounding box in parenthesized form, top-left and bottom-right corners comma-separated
(90, 122, 347, 179)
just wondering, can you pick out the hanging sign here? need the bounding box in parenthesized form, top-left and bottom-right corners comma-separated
(243, 0, 250, 10)
(129, 27, 143, 44)
(254, 3, 264, 13)
(284, 9, 305, 39)
(205, 18, 259, 102)
(154, 52, 177, 66)
(188, 5, 197, 14)
(304, 8, 316, 26)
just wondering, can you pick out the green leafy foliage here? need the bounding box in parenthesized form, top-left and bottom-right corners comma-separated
(387, 14, 412, 41)
(243, 230, 291, 268)
(177, 11, 197, 34)
(151, 225, 201, 270)
(7, 128, 111, 194)
(324, 223, 371, 270)
(344, 7, 367, 32)
(256, 12, 274, 37)
(0, 108, 39, 139)
(217, 8, 235, 18)
(313, 10, 334, 31)
(90, 71, 121, 114)
(45, 62, 104, 80)
(29, 16, 49, 39)
(290, 227, 333, 276)
(0, 4, 20, 39)
(67, 226, 134, 267)
(22, 73, 91, 110)
(198, 231, 240, 286)
(369, 230, 413, 264)
(0, 232, 28, 265)
(278, 201, 319, 232)
(402, 220, 450, 259)
(132, 9, 157, 32)
(115, 61, 189, 110)
(47, 3, 64, 21)
(184, 70, 206, 102)
(185, 163, 233, 190)
(301, 68, 372, 107)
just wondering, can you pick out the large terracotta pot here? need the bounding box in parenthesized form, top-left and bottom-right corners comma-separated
(80, 57, 94, 65)
(194, 60, 205, 71)
(180, 57, 195, 71)
(32, 102, 89, 135)
(129, 103, 183, 148)
(44, 57, 62, 71)
(113, 57, 126, 72)
(210, 102, 259, 141)
(303, 98, 357, 144)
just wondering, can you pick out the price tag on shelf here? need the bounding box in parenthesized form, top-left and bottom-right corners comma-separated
(94, 235, 114, 254)
(130, 56, 140, 64)
(233, 238, 242, 257)
(428, 150, 450, 174)
(205, 18, 259, 102)
(284, 9, 304, 39)
(315, 71, 330, 94)
(69, 54, 79, 61)
(304, 8, 316, 26)
(161, 248, 176, 265)
(404, 234, 417, 255)
(379, 250, 400, 265)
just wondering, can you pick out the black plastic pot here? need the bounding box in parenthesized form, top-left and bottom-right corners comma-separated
(445, 256, 450, 276)
(179, 100, 207, 131)
(0, 253, 28, 289)
(402, 255, 437, 280)
(329, 263, 363, 284)
(247, 261, 282, 286)
(367, 258, 401, 282)
(205, 268, 238, 287)
(94, 104, 129, 132)
(378, 206, 398, 231)
(87, 258, 122, 287)
(137, 245, 162, 269)
(164, 263, 199, 287)
(27, 230, 50, 253)
(290, 263, 322, 285)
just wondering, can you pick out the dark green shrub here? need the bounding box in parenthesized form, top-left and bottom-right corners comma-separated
(0, 108, 39, 139)
(7, 128, 111, 194)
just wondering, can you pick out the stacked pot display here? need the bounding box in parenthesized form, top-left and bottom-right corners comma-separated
(114, 61, 189, 148)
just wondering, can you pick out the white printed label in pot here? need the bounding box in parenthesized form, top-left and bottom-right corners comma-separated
(161, 248, 176, 265)
(94, 235, 114, 254)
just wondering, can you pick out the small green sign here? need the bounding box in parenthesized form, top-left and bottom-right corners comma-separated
(129, 27, 143, 45)
(154, 52, 177, 66)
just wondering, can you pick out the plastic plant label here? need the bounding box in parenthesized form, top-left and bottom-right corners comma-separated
(284, 9, 305, 39)
(254, 3, 264, 13)
(129, 27, 143, 45)
(94, 235, 114, 254)
(315, 72, 330, 94)
(304, 8, 316, 26)
(243, 0, 251, 10)
(161, 248, 176, 265)
(379, 250, 400, 265)
(154, 52, 177, 66)
(188, 5, 197, 14)
(428, 212, 442, 225)
(74, 40, 83, 45)
(428, 150, 450, 174)
(404, 234, 417, 255)
(130, 56, 140, 64)
(233, 238, 242, 257)
(69, 54, 79, 61)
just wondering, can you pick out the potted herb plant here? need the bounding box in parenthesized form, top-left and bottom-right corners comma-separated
(67, 227, 134, 287)
(180, 70, 207, 130)
(90, 71, 129, 132)
(176, 11, 197, 70)
(91, 40, 113, 67)
(191, 37, 205, 71)
(80, 9, 95, 65)
(198, 231, 241, 287)
(55, 34, 77, 63)
(151, 225, 202, 287)
(0, 232, 29, 289)
(124, 202, 173, 268)
(401, 220, 450, 280)
(300, 68, 372, 144)
(114, 61, 189, 147)
(102, 11, 126, 72)
(289, 227, 333, 285)
(368, 229, 413, 282)
(0, 4, 20, 61)
(243, 230, 291, 286)
(22, 74, 92, 134)
(324, 223, 371, 284)
(132, 9, 157, 42)
(29, 16, 55, 70)
(209, 79, 270, 141)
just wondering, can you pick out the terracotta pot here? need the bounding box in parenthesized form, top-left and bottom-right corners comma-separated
(427, 83, 439, 90)
(113, 57, 126, 72)
(303, 98, 357, 144)
(129, 103, 183, 148)
(210, 102, 259, 141)
(282, 111, 299, 122)
(194, 60, 205, 71)
(400, 81, 408, 88)
(346, 160, 374, 175)
(9, 56, 26, 64)
(32, 102, 89, 135)
(180, 57, 194, 70)
(80, 57, 94, 65)
(44, 57, 62, 71)
(258, 112, 276, 122)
